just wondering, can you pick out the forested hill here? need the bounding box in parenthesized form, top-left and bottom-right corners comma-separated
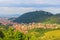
(13, 11, 60, 24)
(43, 14, 60, 24)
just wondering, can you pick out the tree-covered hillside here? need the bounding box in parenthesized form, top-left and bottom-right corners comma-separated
(13, 11, 53, 23)
(43, 14, 60, 24)
(13, 10, 60, 24)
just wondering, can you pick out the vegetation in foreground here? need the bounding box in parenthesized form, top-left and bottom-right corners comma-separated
(0, 24, 60, 40)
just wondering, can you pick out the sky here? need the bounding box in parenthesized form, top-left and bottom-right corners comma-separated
(0, 0, 60, 17)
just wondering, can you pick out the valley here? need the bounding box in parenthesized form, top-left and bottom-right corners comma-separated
(0, 11, 60, 40)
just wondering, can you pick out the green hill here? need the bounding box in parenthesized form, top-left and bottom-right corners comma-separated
(13, 10, 60, 24)
(43, 14, 60, 24)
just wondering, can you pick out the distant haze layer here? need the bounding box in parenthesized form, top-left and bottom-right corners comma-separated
(0, 0, 60, 17)
(0, 7, 60, 17)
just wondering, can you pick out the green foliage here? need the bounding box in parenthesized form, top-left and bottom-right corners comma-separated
(28, 28, 57, 35)
(14, 31, 25, 40)
(0, 25, 60, 40)
(0, 31, 5, 38)
(28, 28, 60, 40)
(0, 26, 26, 40)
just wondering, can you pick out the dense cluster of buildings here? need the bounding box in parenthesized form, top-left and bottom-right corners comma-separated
(12, 23, 60, 34)
(0, 18, 60, 34)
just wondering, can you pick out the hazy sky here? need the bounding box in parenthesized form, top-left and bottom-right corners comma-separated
(0, 0, 60, 15)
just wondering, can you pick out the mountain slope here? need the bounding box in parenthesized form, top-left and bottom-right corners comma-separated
(13, 11, 53, 23)
(43, 14, 60, 24)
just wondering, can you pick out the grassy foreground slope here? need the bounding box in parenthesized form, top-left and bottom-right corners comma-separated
(41, 30, 60, 40)
(28, 28, 60, 40)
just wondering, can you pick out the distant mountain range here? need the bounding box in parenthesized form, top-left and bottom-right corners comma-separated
(13, 10, 60, 24)
(0, 14, 21, 18)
